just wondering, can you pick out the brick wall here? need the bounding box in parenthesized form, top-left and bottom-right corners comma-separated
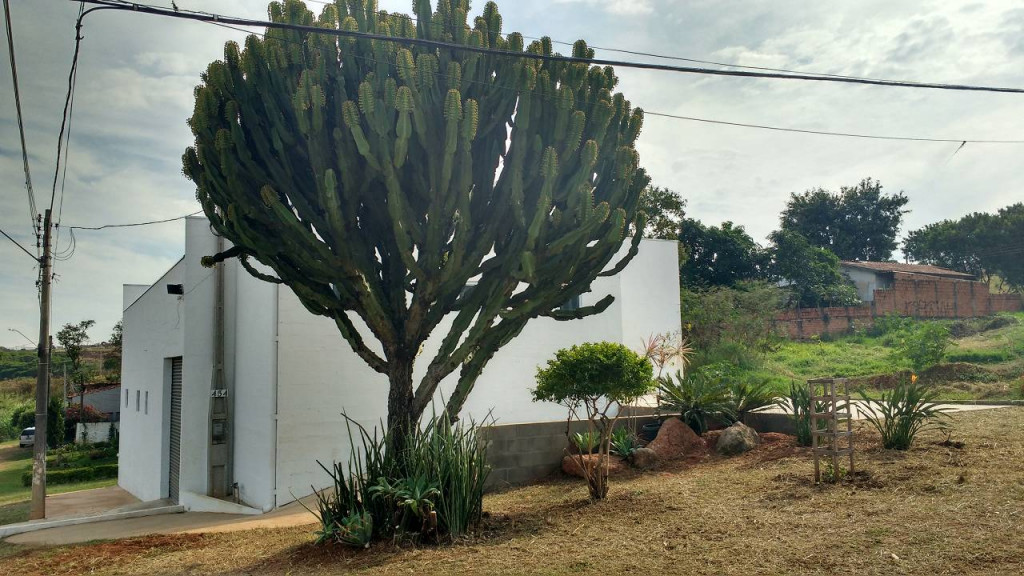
(774, 273, 1023, 339)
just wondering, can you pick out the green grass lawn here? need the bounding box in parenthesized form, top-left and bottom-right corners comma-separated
(0, 440, 118, 526)
(749, 312, 1024, 400)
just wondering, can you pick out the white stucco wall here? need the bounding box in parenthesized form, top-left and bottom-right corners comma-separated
(842, 266, 882, 302)
(273, 239, 678, 505)
(225, 259, 279, 512)
(118, 260, 185, 502)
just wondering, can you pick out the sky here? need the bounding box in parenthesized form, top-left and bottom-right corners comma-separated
(1, 0, 1023, 347)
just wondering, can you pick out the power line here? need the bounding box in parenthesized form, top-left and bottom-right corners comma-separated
(77, 0, 1024, 94)
(645, 112, 1024, 144)
(3, 0, 39, 238)
(207, 19, 1024, 146)
(0, 226, 38, 261)
(49, 2, 87, 214)
(67, 210, 203, 231)
(300, 0, 920, 85)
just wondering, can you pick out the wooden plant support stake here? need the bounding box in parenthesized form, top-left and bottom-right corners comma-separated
(808, 377, 854, 483)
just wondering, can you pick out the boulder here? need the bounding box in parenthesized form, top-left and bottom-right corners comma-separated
(715, 422, 761, 456)
(646, 417, 708, 460)
(629, 447, 659, 470)
(561, 454, 627, 478)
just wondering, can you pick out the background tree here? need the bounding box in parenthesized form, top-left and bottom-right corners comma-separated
(102, 321, 123, 382)
(780, 178, 909, 261)
(678, 219, 766, 287)
(904, 203, 1024, 290)
(768, 230, 860, 308)
(182, 0, 650, 442)
(56, 320, 95, 394)
(638, 185, 686, 239)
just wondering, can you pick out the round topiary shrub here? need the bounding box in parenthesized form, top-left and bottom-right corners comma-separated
(533, 342, 654, 499)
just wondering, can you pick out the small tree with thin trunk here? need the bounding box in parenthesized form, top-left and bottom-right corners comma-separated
(182, 0, 650, 449)
(533, 342, 653, 499)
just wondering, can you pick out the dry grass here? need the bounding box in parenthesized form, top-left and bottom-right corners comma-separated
(2, 408, 1023, 575)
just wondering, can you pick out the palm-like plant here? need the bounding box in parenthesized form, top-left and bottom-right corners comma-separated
(858, 381, 951, 450)
(726, 378, 778, 424)
(657, 368, 734, 435)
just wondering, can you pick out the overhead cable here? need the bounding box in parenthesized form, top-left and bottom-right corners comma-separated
(75, 0, 1024, 94)
(67, 210, 204, 231)
(207, 20, 1024, 146)
(3, 0, 39, 237)
(1, 226, 38, 261)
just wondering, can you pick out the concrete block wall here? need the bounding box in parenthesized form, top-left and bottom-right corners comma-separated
(483, 415, 658, 489)
(774, 273, 1022, 339)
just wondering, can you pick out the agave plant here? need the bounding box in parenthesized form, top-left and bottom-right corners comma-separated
(572, 431, 600, 454)
(858, 380, 951, 450)
(609, 427, 639, 458)
(657, 367, 734, 435)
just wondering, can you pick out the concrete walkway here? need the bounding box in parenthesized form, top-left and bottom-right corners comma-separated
(44, 486, 139, 520)
(5, 496, 317, 546)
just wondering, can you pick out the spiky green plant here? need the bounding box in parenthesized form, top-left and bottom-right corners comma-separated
(609, 427, 638, 458)
(657, 369, 734, 435)
(778, 381, 826, 447)
(183, 0, 650, 443)
(726, 377, 777, 424)
(858, 381, 951, 450)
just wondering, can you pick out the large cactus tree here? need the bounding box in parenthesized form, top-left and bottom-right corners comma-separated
(183, 0, 650, 439)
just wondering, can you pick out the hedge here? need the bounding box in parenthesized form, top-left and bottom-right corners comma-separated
(21, 463, 118, 487)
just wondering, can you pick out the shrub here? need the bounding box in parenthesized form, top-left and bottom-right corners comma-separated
(609, 427, 639, 458)
(681, 281, 784, 363)
(858, 380, 951, 450)
(304, 413, 490, 547)
(657, 365, 734, 435)
(571, 431, 599, 454)
(892, 322, 955, 372)
(21, 463, 118, 487)
(725, 377, 778, 424)
(778, 381, 827, 447)
(533, 342, 654, 500)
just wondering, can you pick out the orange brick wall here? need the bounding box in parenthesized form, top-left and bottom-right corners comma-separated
(774, 273, 1023, 339)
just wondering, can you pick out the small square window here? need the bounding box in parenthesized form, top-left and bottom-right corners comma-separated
(559, 295, 581, 312)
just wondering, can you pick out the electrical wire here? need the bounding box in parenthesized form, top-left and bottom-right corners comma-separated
(76, 0, 1024, 94)
(300, 0, 929, 85)
(53, 3, 85, 254)
(3, 0, 39, 239)
(205, 20, 1024, 145)
(1, 226, 38, 261)
(67, 210, 204, 231)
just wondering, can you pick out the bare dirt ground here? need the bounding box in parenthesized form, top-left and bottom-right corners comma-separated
(1, 408, 1022, 576)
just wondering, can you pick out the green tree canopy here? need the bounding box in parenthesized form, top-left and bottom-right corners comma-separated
(56, 320, 95, 389)
(780, 178, 909, 262)
(637, 185, 686, 239)
(904, 203, 1024, 290)
(769, 230, 860, 308)
(182, 0, 650, 436)
(679, 218, 766, 287)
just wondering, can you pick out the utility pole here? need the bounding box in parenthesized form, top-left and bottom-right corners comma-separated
(30, 209, 52, 520)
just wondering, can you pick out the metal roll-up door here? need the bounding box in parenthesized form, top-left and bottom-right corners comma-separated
(169, 357, 183, 502)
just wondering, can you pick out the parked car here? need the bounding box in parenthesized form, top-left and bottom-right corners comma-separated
(19, 427, 35, 448)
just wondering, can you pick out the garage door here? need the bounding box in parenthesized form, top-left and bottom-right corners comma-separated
(169, 357, 182, 502)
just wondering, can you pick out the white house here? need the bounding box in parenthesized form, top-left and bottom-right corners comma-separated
(119, 216, 681, 513)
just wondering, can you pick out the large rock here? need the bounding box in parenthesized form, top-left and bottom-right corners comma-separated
(629, 447, 659, 470)
(562, 454, 628, 478)
(715, 422, 761, 456)
(646, 417, 708, 460)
